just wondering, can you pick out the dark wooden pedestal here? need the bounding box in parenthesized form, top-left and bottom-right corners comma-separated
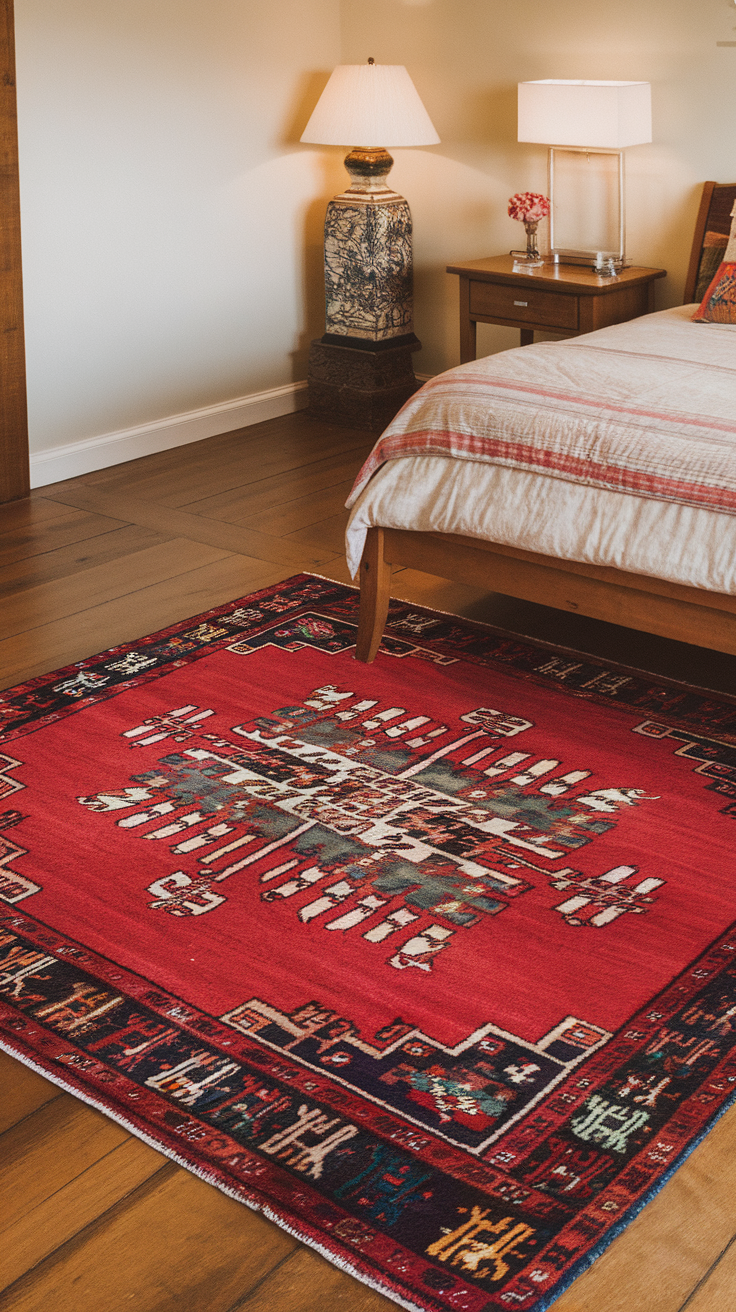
(307, 336, 421, 432)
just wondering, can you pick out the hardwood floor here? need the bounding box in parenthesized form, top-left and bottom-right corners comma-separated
(1, 409, 735, 1312)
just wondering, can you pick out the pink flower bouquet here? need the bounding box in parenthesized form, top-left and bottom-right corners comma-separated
(508, 192, 550, 266)
(508, 192, 551, 223)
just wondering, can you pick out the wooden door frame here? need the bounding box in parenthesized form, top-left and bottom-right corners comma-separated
(0, 0, 29, 503)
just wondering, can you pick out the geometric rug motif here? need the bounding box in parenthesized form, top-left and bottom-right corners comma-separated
(2, 574, 736, 1312)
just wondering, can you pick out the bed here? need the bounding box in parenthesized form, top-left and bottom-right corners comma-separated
(346, 182, 736, 662)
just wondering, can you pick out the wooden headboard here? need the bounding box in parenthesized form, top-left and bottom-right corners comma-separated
(683, 181, 736, 304)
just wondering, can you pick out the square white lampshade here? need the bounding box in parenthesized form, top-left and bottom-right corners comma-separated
(301, 63, 440, 148)
(518, 80, 652, 149)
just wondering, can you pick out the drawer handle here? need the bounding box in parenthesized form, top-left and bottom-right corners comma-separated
(514, 300, 529, 307)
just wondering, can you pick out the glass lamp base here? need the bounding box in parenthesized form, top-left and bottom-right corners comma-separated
(511, 254, 545, 272)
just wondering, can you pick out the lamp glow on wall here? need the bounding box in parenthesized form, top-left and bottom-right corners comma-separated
(518, 80, 652, 271)
(300, 60, 439, 428)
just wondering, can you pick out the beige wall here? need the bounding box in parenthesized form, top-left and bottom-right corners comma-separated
(14, 0, 736, 458)
(340, 0, 736, 373)
(15, 0, 343, 453)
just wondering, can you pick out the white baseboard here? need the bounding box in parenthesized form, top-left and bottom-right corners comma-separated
(30, 380, 309, 488)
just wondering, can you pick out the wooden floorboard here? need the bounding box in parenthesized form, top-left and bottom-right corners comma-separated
(1, 410, 735, 1311)
(0, 1050, 61, 1135)
(42, 484, 337, 569)
(80, 417, 371, 510)
(0, 496, 88, 533)
(185, 447, 374, 523)
(3, 1097, 132, 1230)
(0, 509, 132, 569)
(0, 523, 173, 598)
(0, 1166, 298, 1312)
(284, 509, 353, 557)
(0, 538, 232, 638)
(234, 1246, 395, 1312)
(246, 479, 356, 536)
(0, 1136, 165, 1293)
(685, 1238, 736, 1312)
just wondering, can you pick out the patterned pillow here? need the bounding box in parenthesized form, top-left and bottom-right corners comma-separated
(693, 202, 736, 323)
(694, 231, 728, 302)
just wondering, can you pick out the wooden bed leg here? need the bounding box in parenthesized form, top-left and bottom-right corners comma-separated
(355, 527, 391, 663)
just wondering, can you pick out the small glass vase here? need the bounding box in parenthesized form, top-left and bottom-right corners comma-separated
(511, 218, 545, 271)
(524, 220, 542, 261)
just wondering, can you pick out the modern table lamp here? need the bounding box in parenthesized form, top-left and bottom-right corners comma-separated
(301, 60, 439, 429)
(517, 79, 652, 272)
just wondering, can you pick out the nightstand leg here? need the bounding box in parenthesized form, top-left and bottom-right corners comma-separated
(520, 329, 534, 346)
(459, 278, 477, 362)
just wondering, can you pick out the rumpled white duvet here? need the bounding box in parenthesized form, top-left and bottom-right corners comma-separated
(345, 306, 736, 593)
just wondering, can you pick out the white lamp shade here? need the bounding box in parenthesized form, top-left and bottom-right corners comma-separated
(301, 63, 440, 148)
(518, 80, 652, 149)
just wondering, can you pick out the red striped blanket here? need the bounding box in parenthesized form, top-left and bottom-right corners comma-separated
(347, 309, 736, 514)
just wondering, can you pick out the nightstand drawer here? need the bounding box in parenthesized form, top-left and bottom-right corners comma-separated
(469, 281, 579, 330)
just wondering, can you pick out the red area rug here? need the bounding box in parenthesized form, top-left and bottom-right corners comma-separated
(2, 574, 736, 1311)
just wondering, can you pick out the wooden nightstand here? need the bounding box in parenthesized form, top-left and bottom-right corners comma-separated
(446, 255, 667, 362)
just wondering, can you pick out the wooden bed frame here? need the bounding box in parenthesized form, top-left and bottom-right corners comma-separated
(355, 181, 736, 663)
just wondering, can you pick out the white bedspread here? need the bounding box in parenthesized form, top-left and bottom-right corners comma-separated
(345, 307, 736, 593)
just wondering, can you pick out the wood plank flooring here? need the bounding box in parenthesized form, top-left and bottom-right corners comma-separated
(1, 409, 735, 1312)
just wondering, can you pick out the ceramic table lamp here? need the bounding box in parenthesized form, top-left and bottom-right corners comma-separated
(302, 60, 439, 428)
